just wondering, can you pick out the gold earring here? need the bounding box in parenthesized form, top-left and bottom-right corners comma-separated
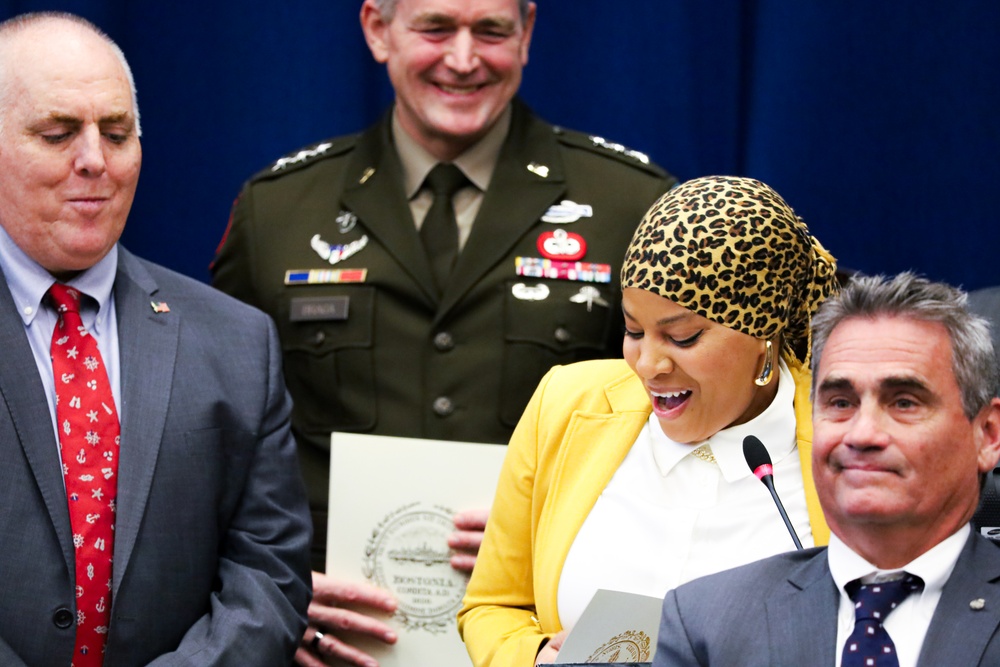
(754, 339, 774, 387)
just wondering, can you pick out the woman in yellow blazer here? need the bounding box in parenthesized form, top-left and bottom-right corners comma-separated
(458, 177, 841, 666)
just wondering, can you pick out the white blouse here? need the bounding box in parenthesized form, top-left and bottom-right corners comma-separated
(557, 360, 813, 631)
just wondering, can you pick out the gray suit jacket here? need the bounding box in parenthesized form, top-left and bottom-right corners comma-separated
(654, 532, 1000, 666)
(0, 247, 312, 665)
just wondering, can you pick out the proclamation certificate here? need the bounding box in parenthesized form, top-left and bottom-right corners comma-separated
(326, 433, 508, 667)
(555, 589, 661, 664)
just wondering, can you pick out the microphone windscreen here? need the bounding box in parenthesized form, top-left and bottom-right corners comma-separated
(743, 435, 772, 473)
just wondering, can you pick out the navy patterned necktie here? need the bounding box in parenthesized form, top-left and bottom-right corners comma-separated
(842, 574, 924, 667)
(420, 163, 468, 295)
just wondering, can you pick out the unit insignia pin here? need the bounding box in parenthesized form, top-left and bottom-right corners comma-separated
(527, 162, 550, 178)
(537, 229, 586, 261)
(336, 210, 358, 234)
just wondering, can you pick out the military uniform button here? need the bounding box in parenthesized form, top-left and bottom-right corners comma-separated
(312, 331, 326, 345)
(433, 332, 455, 351)
(554, 327, 572, 344)
(432, 396, 455, 416)
(53, 608, 74, 629)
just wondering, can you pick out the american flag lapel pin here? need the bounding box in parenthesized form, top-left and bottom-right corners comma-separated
(150, 301, 170, 313)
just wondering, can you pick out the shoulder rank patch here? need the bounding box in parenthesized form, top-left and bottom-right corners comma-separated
(552, 126, 667, 178)
(272, 142, 333, 172)
(254, 133, 358, 181)
(589, 135, 650, 165)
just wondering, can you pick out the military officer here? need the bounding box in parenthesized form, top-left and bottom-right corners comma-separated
(212, 1, 675, 665)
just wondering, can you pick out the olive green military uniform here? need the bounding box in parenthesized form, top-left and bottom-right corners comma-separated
(212, 99, 675, 567)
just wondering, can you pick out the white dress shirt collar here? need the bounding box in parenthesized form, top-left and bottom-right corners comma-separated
(649, 358, 797, 482)
(828, 523, 968, 598)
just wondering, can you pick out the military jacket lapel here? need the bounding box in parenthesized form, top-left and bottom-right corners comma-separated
(438, 101, 565, 319)
(340, 116, 438, 305)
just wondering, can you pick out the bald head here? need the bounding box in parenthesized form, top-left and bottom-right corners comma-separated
(0, 11, 143, 278)
(0, 12, 141, 137)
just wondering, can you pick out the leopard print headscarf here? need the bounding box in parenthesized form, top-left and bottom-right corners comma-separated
(621, 176, 839, 365)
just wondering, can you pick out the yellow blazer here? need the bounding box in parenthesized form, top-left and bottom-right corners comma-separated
(458, 358, 828, 667)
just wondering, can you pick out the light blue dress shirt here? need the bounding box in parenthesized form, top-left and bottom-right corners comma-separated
(0, 225, 122, 444)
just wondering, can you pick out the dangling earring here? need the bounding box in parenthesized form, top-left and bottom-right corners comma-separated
(754, 339, 774, 387)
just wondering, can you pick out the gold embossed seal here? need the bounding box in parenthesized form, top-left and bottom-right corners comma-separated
(586, 629, 652, 662)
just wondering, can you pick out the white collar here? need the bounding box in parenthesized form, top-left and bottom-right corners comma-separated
(827, 524, 969, 598)
(649, 358, 798, 482)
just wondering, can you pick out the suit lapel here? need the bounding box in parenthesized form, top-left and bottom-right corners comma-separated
(340, 114, 438, 306)
(534, 372, 649, 627)
(110, 249, 179, 593)
(0, 276, 76, 574)
(917, 532, 1000, 666)
(766, 551, 840, 664)
(436, 100, 565, 322)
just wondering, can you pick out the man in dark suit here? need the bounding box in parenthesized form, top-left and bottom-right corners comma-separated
(0, 12, 311, 665)
(211, 1, 675, 664)
(654, 273, 1000, 667)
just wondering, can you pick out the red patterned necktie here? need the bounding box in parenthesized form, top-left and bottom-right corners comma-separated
(49, 283, 119, 667)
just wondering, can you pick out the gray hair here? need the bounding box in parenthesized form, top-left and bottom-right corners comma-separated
(373, 0, 531, 23)
(811, 271, 998, 420)
(0, 12, 142, 137)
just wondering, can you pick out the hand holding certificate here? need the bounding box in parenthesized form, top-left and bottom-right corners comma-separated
(325, 433, 507, 667)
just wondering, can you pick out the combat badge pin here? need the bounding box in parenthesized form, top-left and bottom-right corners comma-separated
(542, 200, 593, 224)
(311, 233, 368, 265)
(537, 229, 586, 261)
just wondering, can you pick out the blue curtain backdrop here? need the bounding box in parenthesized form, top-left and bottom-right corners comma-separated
(2, 1, 998, 289)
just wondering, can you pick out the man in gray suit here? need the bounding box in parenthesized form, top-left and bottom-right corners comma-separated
(654, 272, 1000, 667)
(0, 12, 311, 665)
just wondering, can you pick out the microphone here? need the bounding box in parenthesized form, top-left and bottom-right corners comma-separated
(743, 435, 803, 551)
